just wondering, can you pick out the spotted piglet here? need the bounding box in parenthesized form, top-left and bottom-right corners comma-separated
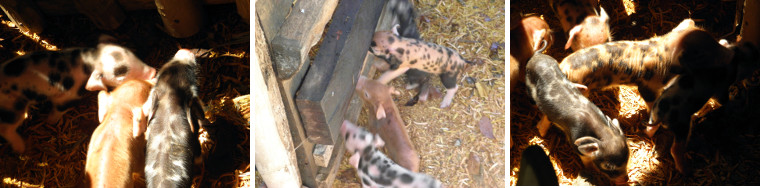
(649, 40, 760, 174)
(369, 28, 472, 108)
(84, 80, 152, 188)
(341, 120, 444, 188)
(0, 35, 156, 153)
(525, 45, 629, 185)
(143, 49, 205, 187)
(549, 0, 611, 51)
(355, 75, 420, 172)
(558, 19, 704, 137)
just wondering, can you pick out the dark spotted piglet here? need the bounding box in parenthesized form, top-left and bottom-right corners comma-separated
(510, 16, 553, 89)
(84, 80, 152, 188)
(0, 37, 156, 153)
(386, 0, 436, 106)
(649, 40, 760, 174)
(143, 49, 205, 188)
(355, 76, 420, 172)
(369, 30, 472, 108)
(341, 120, 444, 188)
(558, 19, 701, 137)
(549, 0, 611, 51)
(525, 49, 629, 185)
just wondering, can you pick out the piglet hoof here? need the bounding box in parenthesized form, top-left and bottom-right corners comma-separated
(439, 101, 452, 109)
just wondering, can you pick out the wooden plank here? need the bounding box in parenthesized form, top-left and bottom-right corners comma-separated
(156, 0, 206, 38)
(740, 0, 760, 46)
(236, 0, 249, 23)
(270, 0, 338, 80)
(254, 0, 293, 43)
(295, 0, 384, 145)
(253, 13, 302, 187)
(73, 0, 125, 30)
(32, 0, 235, 15)
(0, 0, 45, 33)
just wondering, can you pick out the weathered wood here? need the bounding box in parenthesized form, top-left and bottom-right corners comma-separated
(312, 144, 333, 167)
(255, 0, 293, 43)
(257, 11, 321, 187)
(236, 0, 249, 23)
(0, 0, 45, 33)
(295, 0, 384, 145)
(740, 0, 760, 47)
(32, 0, 234, 15)
(270, 0, 338, 80)
(254, 13, 302, 187)
(155, 0, 206, 38)
(73, 0, 125, 30)
(315, 52, 378, 188)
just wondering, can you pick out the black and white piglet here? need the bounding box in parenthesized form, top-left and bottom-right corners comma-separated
(525, 42, 629, 185)
(0, 35, 156, 153)
(341, 120, 444, 188)
(143, 49, 205, 187)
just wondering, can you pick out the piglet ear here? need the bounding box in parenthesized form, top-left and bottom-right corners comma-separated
(575, 136, 601, 157)
(132, 107, 145, 138)
(565, 26, 582, 50)
(349, 153, 361, 168)
(373, 134, 385, 148)
(599, 7, 609, 23)
(376, 106, 387, 119)
(97, 91, 110, 123)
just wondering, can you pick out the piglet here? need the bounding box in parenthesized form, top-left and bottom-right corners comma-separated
(355, 76, 420, 172)
(549, 0, 611, 51)
(0, 35, 156, 153)
(143, 49, 205, 188)
(525, 45, 629, 185)
(84, 79, 152, 188)
(510, 16, 552, 89)
(341, 120, 444, 188)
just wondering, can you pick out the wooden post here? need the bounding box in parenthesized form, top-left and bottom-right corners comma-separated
(253, 12, 302, 187)
(0, 0, 45, 33)
(295, 0, 384, 145)
(255, 0, 293, 43)
(32, 0, 235, 16)
(270, 0, 338, 80)
(155, 0, 206, 38)
(740, 0, 760, 47)
(236, 0, 249, 24)
(73, 0, 126, 30)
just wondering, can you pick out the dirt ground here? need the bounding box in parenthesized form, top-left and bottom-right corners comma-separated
(332, 0, 506, 187)
(0, 4, 250, 187)
(511, 0, 760, 186)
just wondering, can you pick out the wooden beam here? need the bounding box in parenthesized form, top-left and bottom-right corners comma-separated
(33, 0, 235, 15)
(236, 0, 249, 24)
(253, 12, 302, 187)
(270, 0, 338, 80)
(254, 0, 293, 43)
(155, 0, 206, 38)
(0, 0, 45, 33)
(73, 0, 125, 30)
(295, 0, 384, 145)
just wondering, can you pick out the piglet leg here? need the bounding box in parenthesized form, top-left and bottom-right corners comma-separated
(377, 67, 411, 85)
(1, 125, 25, 153)
(349, 153, 361, 168)
(440, 85, 458, 108)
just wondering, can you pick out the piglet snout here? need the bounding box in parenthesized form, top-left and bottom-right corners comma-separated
(613, 176, 629, 186)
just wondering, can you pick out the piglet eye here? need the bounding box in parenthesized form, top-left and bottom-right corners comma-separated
(364, 91, 370, 98)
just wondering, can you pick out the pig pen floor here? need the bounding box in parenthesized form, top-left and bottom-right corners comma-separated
(0, 4, 250, 187)
(511, 0, 760, 186)
(331, 0, 506, 187)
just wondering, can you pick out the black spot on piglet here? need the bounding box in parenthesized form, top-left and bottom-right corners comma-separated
(0, 108, 17, 124)
(400, 173, 414, 183)
(3, 59, 28, 77)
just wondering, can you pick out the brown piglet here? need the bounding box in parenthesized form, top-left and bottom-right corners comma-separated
(355, 76, 420, 172)
(84, 79, 152, 188)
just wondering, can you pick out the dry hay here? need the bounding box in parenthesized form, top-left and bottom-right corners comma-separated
(333, 0, 506, 187)
(0, 4, 250, 187)
(511, 0, 760, 186)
